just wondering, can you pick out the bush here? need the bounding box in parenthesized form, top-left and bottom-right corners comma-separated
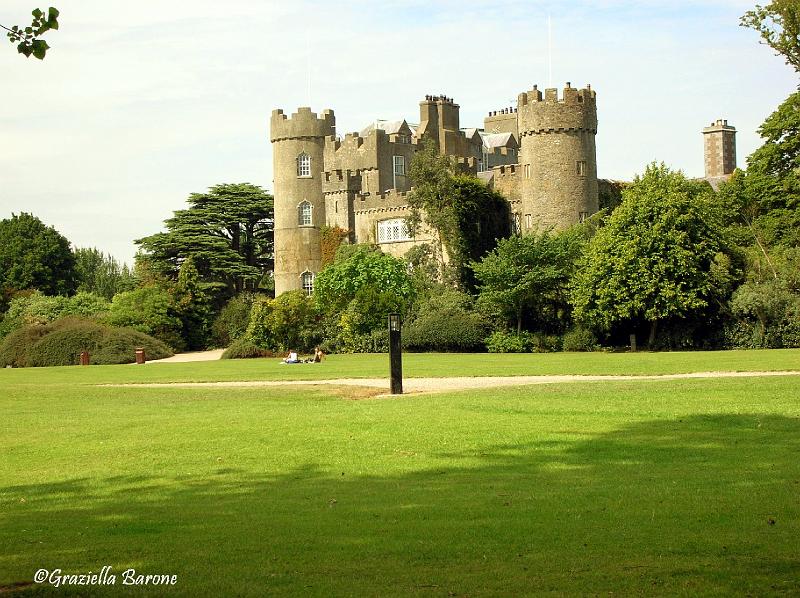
(106, 286, 184, 351)
(403, 310, 487, 352)
(0, 291, 110, 339)
(0, 324, 51, 367)
(221, 338, 275, 359)
(561, 326, 598, 352)
(91, 328, 172, 364)
(211, 293, 256, 347)
(1, 317, 172, 367)
(247, 291, 321, 353)
(402, 288, 487, 352)
(485, 331, 561, 353)
(27, 320, 107, 367)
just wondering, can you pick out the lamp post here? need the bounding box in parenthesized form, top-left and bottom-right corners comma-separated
(388, 313, 403, 394)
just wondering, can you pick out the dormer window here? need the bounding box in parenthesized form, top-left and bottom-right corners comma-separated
(298, 201, 313, 226)
(297, 153, 311, 177)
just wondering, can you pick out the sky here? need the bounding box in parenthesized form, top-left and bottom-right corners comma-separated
(1, 0, 797, 265)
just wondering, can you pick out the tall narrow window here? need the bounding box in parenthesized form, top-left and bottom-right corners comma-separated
(512, 212, 521, 235)
(393, 155, 406, 175)
(297, 153, 311, 177)
(393, 155, 406, 189)
(525, 214, 532, 229)
(579, 211, 590, 223)
(301, 271, 314, 296)
(298, 201, 312, 226)
(524, 164, 531, 178)
(576, 160, 587, 177)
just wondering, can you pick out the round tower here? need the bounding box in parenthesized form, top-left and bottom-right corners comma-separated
(517, 83, 598, 229)
(270, 107, 336, 296)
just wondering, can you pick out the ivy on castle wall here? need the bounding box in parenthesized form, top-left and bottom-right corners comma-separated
(319, 226, 350, 267)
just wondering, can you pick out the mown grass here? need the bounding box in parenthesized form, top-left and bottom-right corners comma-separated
(0, 348, 798, 386)
(1, 353, 799, 595)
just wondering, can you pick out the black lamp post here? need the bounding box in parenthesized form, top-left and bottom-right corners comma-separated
(388, 313, 403, 394)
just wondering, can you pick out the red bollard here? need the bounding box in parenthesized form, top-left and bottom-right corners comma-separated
(80, 351, 90, 366)
(135, 348, 146, 364)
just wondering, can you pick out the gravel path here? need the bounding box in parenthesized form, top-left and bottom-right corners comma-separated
(111, 370, 800, 393)
(147, 349, 225, 363)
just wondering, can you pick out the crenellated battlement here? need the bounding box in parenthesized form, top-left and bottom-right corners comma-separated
(517, 83, 595, 106)
(517, 83, 597, 136)
(270, 107, 336, 142)
(355, 188, 411, 212)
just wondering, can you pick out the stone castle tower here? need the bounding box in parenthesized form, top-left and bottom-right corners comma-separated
(703, 119, 736, 183)
(270, 107, 335, 296)
(517, 83, 598, 227)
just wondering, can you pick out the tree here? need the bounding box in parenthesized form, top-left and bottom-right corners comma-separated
(741, 1, 800, 73)
(171, 256, 212, 350)
(106, 286, 184, 351)
(473, 229, 584, 334)
(136, 183, 274, 301)
(407, 140, 510, 287)
(0, 213, 76, 296)
(74, 247, 136, 300)
(2, 7, 59, 59)
(247, 291, 320, 353)
(313, 245, 415, 315)
(570, 164, 730, 347)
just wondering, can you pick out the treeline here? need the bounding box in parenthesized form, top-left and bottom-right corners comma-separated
(0, 183, 276, 366)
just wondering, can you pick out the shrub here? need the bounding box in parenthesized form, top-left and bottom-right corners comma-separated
(561, 326, 598, 352)
(0, 324, 51, 367)
(106, 286, 184, 351)
(221, 338, 276, 359)
(247, 291, 321, 353)
(485, 331, 561, 353)
(211, 293, 256, 347)
(27, 320, 109, 367)
(2, 317, 172, 367)
(91, 328, 172, 364)
(0, 291, 110, 339)
(403, 288, 487, 352)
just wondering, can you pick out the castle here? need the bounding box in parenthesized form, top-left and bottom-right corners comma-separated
(270, 84, 735, 296)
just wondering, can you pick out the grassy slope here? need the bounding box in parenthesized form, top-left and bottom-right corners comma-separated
(0, 348, 798, 386)
(1, 355, 799, 596)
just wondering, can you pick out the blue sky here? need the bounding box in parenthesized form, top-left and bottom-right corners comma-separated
(1, 0, 796, 264)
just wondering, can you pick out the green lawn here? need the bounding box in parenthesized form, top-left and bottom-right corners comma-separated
(1, 352, 799, 596)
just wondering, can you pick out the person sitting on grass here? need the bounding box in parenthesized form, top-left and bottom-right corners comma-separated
(309, 347, 324, 363)
(282, 349, 299, 364)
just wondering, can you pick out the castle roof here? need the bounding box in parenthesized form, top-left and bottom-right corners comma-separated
(481, 132, 517, 149)
(359, 119, 410, 137)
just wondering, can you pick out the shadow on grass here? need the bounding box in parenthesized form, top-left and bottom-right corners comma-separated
(2, 414, 799, 596)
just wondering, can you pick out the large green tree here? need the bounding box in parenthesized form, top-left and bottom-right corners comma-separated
(136, 183, 274, 299)
(0, 212, 76, 297)
(473, 229, 584, 333)
(313, 245, 414, 316)
(570, 164, 731, 347)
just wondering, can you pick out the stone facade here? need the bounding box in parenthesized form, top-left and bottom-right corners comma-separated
(703, 119, 737, 190)
(270, 84, 599, 296)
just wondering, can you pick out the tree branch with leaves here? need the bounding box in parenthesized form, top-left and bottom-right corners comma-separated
(2, 7, 59, 59)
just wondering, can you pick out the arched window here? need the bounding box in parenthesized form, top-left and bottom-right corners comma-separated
(297, 153, 311, 177)
(298, 201, 312, 226)
(301, 271, 314, 296)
